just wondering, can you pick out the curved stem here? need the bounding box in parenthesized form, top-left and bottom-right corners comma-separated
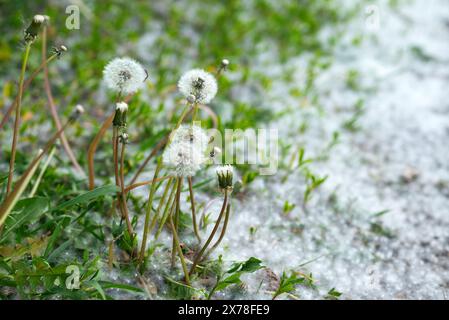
(189, 190, 228, 276)
(42, 26, 84, 175)
(87, 112, 115, 190)
(204, 202, 231, 259)
(124, 175, 171, 193)
(6, 42, 32, 196)
(188, 176, 201, 242)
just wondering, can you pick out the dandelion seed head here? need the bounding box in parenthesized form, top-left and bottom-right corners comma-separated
(163, 141, 205, 177)
(178, 69, 217, 104)
(103, 57, 147, 94)
(171, 124, 209, 152)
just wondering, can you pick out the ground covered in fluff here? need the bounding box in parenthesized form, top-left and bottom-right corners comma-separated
(0, 0, 448, 299)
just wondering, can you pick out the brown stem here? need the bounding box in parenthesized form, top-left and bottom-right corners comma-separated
(6, 42, 32, 196)
(188, 176, 201, 242)
(125, 176, 171, 194)
(189, 190, 228, 276)
(87, 112, 115, 190)
(118, 135, 133, 236)
(204, 202, 231, 259)
(42, 27, 84, 175)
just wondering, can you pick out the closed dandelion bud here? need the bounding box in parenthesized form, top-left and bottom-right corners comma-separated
(70, 104, 84, 120)
(216, 165, 233, 190)
(178, 69, 218, 104)
(113, 102, 128, 127)
(221, 59, 229, 69)
(24, 15, 47, 42)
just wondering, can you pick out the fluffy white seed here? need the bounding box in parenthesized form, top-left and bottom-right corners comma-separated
(103, 57, 147, 94)
(178, 69, 217, 104)
(116, 102, 128, 112)
(171, 124, 209, 152)
(163, 141, 206, 177)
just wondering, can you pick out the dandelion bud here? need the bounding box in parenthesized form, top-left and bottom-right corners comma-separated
(221, 59, 229, 68)
(69, 104, 84, 120)
(120, 133, 129, 144)
(216, 165, 233, 190)
(75, 104, 84, 114)
(113, 102, 128, 127)
(24, 15, 48, 43)
(178, 69, 218, 104)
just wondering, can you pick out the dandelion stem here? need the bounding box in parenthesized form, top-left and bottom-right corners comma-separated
(188, 176, 201, 243)
(0, 53, 58, 131)
(155, 180, 178, 241)
(124, 176, 171, 193)
(42, 26, 84, 175)
(118, 136, 134, 237)
(128, 135, 168, 186)
(204, 202, 231, 259)
(138, 158, 162, 264)
(148, 177, 173, 234)
(29, 145, 56, 197)
(189, 189, 228, 276)
(171, 177, 183, 268)
(1, 108, 82, 227)
(169, 214, 191, 285)
(6, 42, 32, 196)
(87, 112, 115, 190)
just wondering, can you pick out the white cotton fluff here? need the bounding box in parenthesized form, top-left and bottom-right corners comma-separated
(171, 124, 209, 151)
(115, 101, 128, 112)
(163, 141, 206, 177)
(103, 57, 147, 94)
(178, 69, 217, 104)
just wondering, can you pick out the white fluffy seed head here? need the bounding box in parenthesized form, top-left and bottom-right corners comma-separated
(163, 141, 206, 177)
(103, 57, 147, 94)
(116, 102, 128, 113)
(171, 124, 209, 151)
(178, 69, 217, 104)
(33, 15, 46, 23)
